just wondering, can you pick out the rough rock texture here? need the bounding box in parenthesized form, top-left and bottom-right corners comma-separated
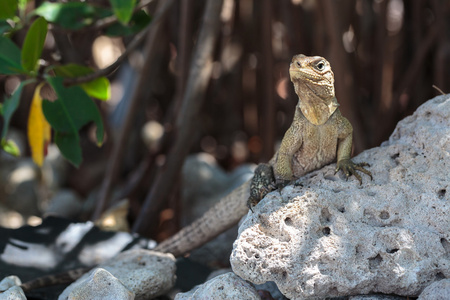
(0, 276, 26, 300)
(418, 279, 450, 300)
(231, 95, 450, 299)
(174, 272, 260, 300)
(348, 295, 407, 300)
(61, 268, 135, 300)
(59, 249, 176, 300)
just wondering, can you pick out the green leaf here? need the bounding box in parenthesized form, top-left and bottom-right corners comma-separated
(109, 0, 136, 24)
(1, 81, 27, 139)
(0, 0, 17, 20)
(105, 10, 151, 37)
(53, 64, 111, 101)
(21, 17, 47, 73)
(0, 36, 23, 75)
(54, 131, 81, 167)
(0, 20, 13, 34)
(45, 76, 104, 144)
(1, 139, 20, 157)
(35, 2, 111, 30)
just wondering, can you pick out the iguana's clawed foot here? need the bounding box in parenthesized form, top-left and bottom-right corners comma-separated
(335, 159, 372, 185)
(247, 164, 277, 212)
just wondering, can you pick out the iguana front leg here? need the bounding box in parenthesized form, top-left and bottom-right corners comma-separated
(274, 117, 303, 187)
(335, 132, 372, 184)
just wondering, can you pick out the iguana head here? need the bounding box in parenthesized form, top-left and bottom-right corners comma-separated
(289, 54, 339, 125)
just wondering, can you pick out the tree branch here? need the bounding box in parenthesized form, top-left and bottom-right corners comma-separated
(62, 0, 166, 86)
(132, 0, 224, 236)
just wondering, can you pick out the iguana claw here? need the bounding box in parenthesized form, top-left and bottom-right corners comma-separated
(335, 159, 372, 185)
(247, 164, 277, 212)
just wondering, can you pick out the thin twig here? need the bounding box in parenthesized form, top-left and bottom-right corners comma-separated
(132, 0, 225, 236)
(432, 85, 445, 95)
(62, 0, 162, 86)
(63, 27, 148, 85)
(92, 0, 156, 31)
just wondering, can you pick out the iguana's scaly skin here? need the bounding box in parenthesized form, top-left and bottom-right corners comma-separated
(247, 163, 276, 211)
(155, 54, 371, 256)
(21, 55, 372, 291)
(275, 54, 371, 186)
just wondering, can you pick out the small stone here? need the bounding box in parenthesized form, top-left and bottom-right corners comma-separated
(174, 272, 260, 300)
(0, 286, 26, 300)
(63, 268, 134, 300)
(418, 279, 450, 300)
(59, 249, 176, 300)
(0, 276, 21, 292)
(0, 276, 26, 300)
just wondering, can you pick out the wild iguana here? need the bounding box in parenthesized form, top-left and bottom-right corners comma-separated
(20, 54, 372, 291)
(154, 54, 372, 256)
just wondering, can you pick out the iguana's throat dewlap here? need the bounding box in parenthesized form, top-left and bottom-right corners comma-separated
(298, 93, 339, 125)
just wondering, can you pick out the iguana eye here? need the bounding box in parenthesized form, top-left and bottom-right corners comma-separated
(296, 61, 301, 67)
(316, 61, 325, 71)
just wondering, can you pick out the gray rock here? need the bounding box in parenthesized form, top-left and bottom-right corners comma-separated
(174, 272, 260, 300)
(231, 95, 450, 299)
(0, 276, 21, 292)
(43, 189, 83, 218)
(254, 281, 288, 300)
(207, 270, 287, 299)
(61, 268, 135, 300)
(349, 295, 407, 299)
(418, 279, 450, 300)
(0, 286, 26, 300)
(0, 159, 41, 217)
(59, 249, 176, 300)
(0, 276, 26, 300)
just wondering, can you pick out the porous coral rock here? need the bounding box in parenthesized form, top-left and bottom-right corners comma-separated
(231, 95, 450, 299)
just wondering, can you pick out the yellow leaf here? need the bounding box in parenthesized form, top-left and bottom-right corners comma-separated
(28, 83, 51, 166)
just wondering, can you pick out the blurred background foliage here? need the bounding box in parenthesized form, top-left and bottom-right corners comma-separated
(0, 0, 449, 238)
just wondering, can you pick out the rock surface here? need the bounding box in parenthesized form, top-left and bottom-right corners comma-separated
(417, 279, 450, 300)
(231, 95, 450, 299)
(61, 268, 135, 300)
(44, 189, 83, 219)
(174, 272, 260, 300)
(59, 249, 176, 300)
(0, 276, 26, 300)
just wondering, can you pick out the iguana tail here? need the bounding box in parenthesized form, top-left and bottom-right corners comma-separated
(154, 180, 251, 257)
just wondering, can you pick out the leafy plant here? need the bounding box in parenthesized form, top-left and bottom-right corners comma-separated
(0, 0, 149, 166)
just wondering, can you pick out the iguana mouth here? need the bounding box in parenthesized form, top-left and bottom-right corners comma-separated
(290, 67, 327, 82)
